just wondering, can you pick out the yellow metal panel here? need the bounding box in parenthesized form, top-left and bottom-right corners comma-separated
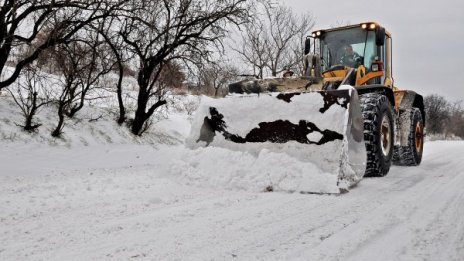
(322, 68, 348, 78)
(355, 71, 384, 86)
(393, 90, 408, 111)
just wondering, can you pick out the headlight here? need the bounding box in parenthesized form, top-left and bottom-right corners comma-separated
(371, 64, 379, 72)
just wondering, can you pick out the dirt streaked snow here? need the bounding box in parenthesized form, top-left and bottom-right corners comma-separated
(1, 95, 464, 260)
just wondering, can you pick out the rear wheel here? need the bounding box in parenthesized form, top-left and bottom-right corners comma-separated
(360, 93, 395, 177)
(393, 107, 424, 166)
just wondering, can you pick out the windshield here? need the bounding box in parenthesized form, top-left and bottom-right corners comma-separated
(320, 27, 376, 70)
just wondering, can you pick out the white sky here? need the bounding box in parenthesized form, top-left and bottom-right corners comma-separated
(285, 0, 464, 101)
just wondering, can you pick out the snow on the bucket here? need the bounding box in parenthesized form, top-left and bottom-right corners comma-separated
(189, 93, 348, 137)
(187, 93, 347, 169)
(186, 91, 366, 193)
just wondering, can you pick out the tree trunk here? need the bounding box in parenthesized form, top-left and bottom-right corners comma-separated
(131, 88, 167, 135)
(116, 64, 126, 124)
(131, 87, 149, 135)
(23, 92, 41, 131)
(52, 103, 66, 137)
(52, 114, 65, 137)
(94, 24, 126, 125)
(131, 108, 147, 135)
(271, 65, 277, 77)
(131, 64, 167, 135)
(24, 114, 34, 131)
(0, 40, 12, 84)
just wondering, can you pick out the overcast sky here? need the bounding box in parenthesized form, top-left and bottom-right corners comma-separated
(285, 0, 464, 101)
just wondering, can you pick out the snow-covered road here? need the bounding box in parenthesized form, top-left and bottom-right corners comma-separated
(1, 141, 463, 260)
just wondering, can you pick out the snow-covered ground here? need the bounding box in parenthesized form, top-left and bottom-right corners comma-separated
(1, 95, 464, 260)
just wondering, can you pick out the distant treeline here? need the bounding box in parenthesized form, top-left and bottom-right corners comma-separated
(424, 95, 464, 139)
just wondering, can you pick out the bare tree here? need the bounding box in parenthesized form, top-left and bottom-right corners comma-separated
(453, 110, 464, 139)
(199, 62, 239, 97)
(90, 15, 133, 125)
(158, 61, 186, 91)
(6, 65, 51, 131)
(49, 27, 114, 137)
(233, 2, 314, 78)
(424, 94, 450, 134)
(423, 94, 464, 139)
(118, 0, 249, 135)
(0, 1, 124, 90)
(446, 100, 464, 138)
(265, 4, 314, 77)
(65, 31, 114, 118)
(50, 40, 85, 137)
(233, 22, 269, 79)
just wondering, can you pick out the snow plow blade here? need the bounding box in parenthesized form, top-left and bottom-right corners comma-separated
(187, 88, 366, 194)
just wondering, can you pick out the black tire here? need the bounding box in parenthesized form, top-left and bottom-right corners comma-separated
(393, 108, 424, 166)
(360, 93, 395, 177)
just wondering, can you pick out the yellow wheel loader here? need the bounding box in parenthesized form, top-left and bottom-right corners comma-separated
(187, 22, 425, 193)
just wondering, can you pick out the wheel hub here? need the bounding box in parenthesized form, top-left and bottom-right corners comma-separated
(380, 115, 391, 156)
(415, 122, 423, 152)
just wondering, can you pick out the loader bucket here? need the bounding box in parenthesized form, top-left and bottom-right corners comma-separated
(186, 87, 366, 194)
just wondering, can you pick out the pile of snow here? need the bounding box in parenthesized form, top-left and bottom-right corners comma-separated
(187, 91, 366, 192)
(171, 147, 340, 193)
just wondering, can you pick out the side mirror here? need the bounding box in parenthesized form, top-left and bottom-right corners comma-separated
(304, 37, 311, 55)
(376, 27, 385, 46)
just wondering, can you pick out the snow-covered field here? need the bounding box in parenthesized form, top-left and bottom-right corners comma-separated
(1, 95, 464, 260)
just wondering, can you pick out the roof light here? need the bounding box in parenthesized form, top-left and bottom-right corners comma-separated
(361, 24, 367, 29)
(316, 31, 321, 36)
(312, 33, 316, 37)
(369, 23, 376, 29)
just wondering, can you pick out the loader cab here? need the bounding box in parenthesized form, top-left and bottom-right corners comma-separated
(311, 22, 392, 87)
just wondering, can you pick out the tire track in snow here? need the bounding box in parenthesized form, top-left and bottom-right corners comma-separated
(297, 142, 464, 261)
(53, 142, 464, 260)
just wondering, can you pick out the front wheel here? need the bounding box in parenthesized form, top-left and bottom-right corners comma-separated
(360, 93, 395, 177)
